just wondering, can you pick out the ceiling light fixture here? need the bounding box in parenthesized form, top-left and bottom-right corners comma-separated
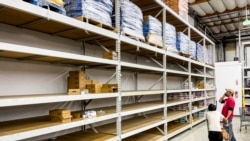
(243, 6, 250, 26)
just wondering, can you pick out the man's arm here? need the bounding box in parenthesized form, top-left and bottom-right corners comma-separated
(219, 95, 225, 103)
(226, 110, 233, 119)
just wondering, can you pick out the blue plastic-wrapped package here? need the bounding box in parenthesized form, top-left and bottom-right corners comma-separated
(24, 0, 66, 14)
(165, 22, 177, 53)
(143, 16, 163, 46)
(120, 0, 144, 40)
(176, 32, 189, 54)
(206, 46, 213, 65)
(189, 40, 196, 59)
(64, 0, 113, 26)
(196, 43, 204, 63)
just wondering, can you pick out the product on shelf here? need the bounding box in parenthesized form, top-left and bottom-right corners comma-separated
(102, 51, 118, 60)
(72, 112, 81, 119)
(189, 40, 196, 59)
(119, 0, 145, 41)
(197, 80, 204, 89)
(176, 32, 189, 55)
(143, 16, 163, 47)
(83, 110, 97, 118)
(196, 43, 205, 63)
(64, 0, 113, 26)
(163, 0, 189, 21)
(101, 84, 118, 93)
(24, 0, 66, 15)
(68, 89, 81, 95)
(68, 71, 87, 93)
(165, 22, 177, 53)
(49, 109, 72, 123)
(86, 83, 102, 93)
(204, 45, 213, 65)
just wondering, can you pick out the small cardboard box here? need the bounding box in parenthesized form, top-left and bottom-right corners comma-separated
(86, 84, 102, 93)
(101, 84, 118, 93)
(68, 89, 81, 95)
(90, 80, 99, 84)
(102, 51, 117, 60)
(72, 112, 81, 119)
(50, 117, 72, 123)
(49, 109, 71, 117)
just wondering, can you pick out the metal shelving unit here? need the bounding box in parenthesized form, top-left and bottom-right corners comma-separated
(0, 0, 215, 141)
(243, 67, 250, 107)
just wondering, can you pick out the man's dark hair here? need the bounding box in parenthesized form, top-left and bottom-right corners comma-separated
(208, 104, 216, 111)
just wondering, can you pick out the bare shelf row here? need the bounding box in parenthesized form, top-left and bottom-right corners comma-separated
(0, 108, 206, 141)
(0, 90, 215, 107)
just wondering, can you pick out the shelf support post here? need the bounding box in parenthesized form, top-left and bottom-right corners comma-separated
(115, 0, 122, 140)
(162, 5, 168, 140)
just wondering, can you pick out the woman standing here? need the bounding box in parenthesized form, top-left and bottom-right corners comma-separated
(206, 103, 227, 141)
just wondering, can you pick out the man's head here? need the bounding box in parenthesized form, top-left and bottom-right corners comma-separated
(208, 103, 216, 111)
(225, 88, 234, 97)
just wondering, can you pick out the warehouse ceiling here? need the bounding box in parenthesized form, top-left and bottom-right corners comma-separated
(188, 0, 250, 42)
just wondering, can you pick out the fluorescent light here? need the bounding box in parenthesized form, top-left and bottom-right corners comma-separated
(243, 19, 250, 26)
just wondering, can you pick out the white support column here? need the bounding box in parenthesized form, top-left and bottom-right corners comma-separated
(162, 6, 168, 141)
(115, 0, 121, 140)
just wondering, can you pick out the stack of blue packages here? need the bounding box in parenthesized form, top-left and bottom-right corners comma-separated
(165, 22, 177, 53)
(120, 0, 144, 40)
(143, 16, 163, 46)
(176, 32, 189, 54)
(64, 0, 113, 26)
(206, 46, 212, 65)
(196, 43, 204, 63)
(189, 40, 196, 59)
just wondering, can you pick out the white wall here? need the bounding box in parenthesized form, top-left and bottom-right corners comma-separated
(215, 62, 242, 115)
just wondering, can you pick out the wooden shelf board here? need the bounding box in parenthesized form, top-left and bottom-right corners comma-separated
(123, 132, 163, 141)
(192, 117, 206, 126)
(122, 90, 164, 96)
(0, 111, 116, 137)
(167, 111, 190, 122)
(0, 93, 118, 107)
(94, 115, 163, 135)
(167, 122, 190, 134)
(167, 99, 189, 107)
(55, 131, 116, 141)
(122, 101, 163, 112)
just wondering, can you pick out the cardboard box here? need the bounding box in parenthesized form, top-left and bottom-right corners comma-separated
(68, 89, 81, 95)
(91, 80, 99, 84)
(86, 84, 102, 93)
(102, 51, 117, 60)
(68, 71, 87, 90)
(49, 109, 71, 117)
(101, 84, 118, 93)
(72, 112, 81, 119)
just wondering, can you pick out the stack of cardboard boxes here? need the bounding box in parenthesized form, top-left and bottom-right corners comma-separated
(49, 109, 72, 123)
(67, 71, 118, 94)
(68, 71, 87, 95)
(163, 0, 188, 21)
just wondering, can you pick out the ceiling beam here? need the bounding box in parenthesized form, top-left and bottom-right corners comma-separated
(207, 20, 242, 27)
(200, 7, 245, 18)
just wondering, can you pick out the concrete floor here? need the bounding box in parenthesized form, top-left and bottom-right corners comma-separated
(169, 117, 250, 141)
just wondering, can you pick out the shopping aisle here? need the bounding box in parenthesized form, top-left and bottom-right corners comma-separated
(169, 117, 249, 141)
